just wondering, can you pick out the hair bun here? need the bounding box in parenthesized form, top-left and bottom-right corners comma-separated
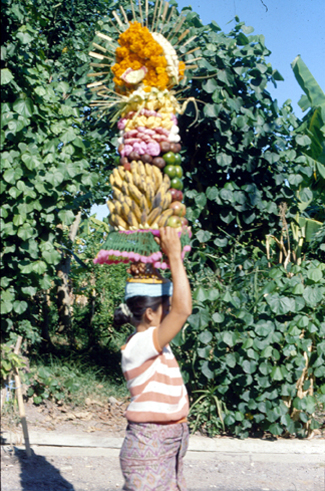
(113, 304, 132, 327)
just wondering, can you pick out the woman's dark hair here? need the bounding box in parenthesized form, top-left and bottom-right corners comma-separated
(114, 295, 169, 327)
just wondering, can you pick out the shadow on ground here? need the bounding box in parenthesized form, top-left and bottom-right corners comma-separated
(15, 448, 74, 491)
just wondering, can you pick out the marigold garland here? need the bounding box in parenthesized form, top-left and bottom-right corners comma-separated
(112, 22, 184, 93)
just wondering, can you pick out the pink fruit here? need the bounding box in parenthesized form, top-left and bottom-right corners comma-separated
(169, 201, 186, 217)
(180, 217, 188, 226)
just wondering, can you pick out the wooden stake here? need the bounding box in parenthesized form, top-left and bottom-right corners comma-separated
(89, 51, 114, 62)
(120, 5, 129, 25)
(145, 0, 149, 26)
(151, 0, 159, 31)
(90, 62, 110, 68)
(130, 0, 137, 22)
(92, 42, 109, 53)
(176, 28, 189, 44)
(14, 337, 31, 458)
(179, 47, 200, 57)
(184, 64, 198, 70)
(167, 16, 186, 42)
(138, 0, 143, 26)
(154, 0, 164, 32)
(113, 10, 124, 28)
(180, 35, 197, 48)
(185, 56, 202, 64)
(87, 72, 111, 77)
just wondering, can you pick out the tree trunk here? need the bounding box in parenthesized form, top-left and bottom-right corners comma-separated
(56, 211, 82, 343)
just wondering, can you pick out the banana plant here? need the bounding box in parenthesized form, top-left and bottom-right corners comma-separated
(290, 56, 325, 259)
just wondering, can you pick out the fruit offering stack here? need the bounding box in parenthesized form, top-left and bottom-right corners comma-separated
(89, 4, 195, 270)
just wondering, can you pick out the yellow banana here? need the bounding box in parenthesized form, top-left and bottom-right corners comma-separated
(114, 201, 123, 217)
(110, 213, 128, 230)
(147, 206, 162, 226)
(145, 163, 154, 178)
(124, 195, 133, 208)
(130, 200, 142, 223)
(107, 200, 115, 214)
(131, 165, 142, 189)
(161, 191, 172, 210)
(109, 173, 115, 187)
(128, 183, 143, 204)
(151, 191, 162, 210)
(163, 173, 170, 186)
(138, 161, 147, 183)
(145, 176, 155, 208)
(139, 195, 149, 215)
(113, 168, 123, 188)
(117, 166, 126, 180)
(157, 209, 173, 227)
(121, 181, 130, 198)
(152, 166, 163, 192)
(126, 210, 139, 228)
(113, 186, 123, 202)
(140, 210, 148, 227)
(124, 170, 134, 185)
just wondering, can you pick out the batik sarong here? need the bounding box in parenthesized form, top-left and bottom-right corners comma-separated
(120, 421, 189, 491)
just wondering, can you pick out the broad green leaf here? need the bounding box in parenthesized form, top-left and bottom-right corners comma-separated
(242, 360, 257, 374)
(208, 289, 219, 301)
(292, 283, 304, 294)
(16, 31, 34, 44)
(307, 268, 322, 282)
(303, 286, 323, 307)
(13, 98, 34, 118)
(201, 360, 214, 380)
(58, 210, 75, 225)
(271, 366, 284, 381)
(198, 330, 213, 344)
(193, 287, 208, 302)
(1, 290, 14, 314)
(21, 286, 37, 296)
(1, 68, 14, 85)
(32, 261, 47, 275)
(212, 312, 224, 323)
(292, 55, 325, 108)
(196, 230, 211, 243)
(222, 331, 236, 347)
(42, 250, 61, 265)
(203, 103, 219, 119)
(225, 353, 237, 368)
(13, 300, 28, 314)
(203, 78, 218, 94)
(266, 295, 295, 315)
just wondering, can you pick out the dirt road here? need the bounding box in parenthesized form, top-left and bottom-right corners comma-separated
(1, 399, 324, 491)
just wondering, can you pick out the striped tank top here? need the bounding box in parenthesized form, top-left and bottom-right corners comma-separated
(121, 326, 189, 423)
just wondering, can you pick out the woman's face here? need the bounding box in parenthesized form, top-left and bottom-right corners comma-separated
(151, 298, 171, 325)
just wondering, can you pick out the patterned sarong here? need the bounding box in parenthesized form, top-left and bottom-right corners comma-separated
(120, 422, 189, 490)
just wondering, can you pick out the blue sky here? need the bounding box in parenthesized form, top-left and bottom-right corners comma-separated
(91, 0, 325, 220)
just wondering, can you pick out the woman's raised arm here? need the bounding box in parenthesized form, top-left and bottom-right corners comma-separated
(157, 227, 192, 349)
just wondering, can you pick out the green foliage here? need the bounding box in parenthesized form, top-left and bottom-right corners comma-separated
(174, 255, 325, 437)
(67, 216, 130, 350)
(176, 14, 303, 243)
(1, 343, 26, 382)
(1, 0, 115, 343)
(25, 354, 128, 406)
(291, 55, 325, 221)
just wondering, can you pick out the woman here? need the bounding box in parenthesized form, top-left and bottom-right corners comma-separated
(114, 227, 192, 490)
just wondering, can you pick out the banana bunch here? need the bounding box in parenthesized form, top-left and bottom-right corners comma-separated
(108, 161, 173, 230)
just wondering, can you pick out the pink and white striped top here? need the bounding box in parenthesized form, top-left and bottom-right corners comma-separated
(121, 326, 189, 423)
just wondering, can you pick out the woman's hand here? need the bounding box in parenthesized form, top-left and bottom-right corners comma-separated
(159, 227, 182, 260)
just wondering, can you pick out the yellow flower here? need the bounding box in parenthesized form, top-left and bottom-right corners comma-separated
(112, 22, 172, 93)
